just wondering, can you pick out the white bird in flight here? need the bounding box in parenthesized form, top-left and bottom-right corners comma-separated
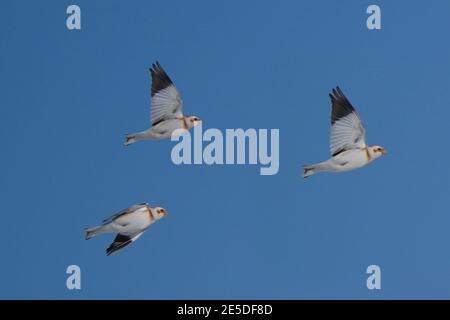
(303, 87, 386, 178)
(125, 62, 202, 146)
(85, 203, 167, 255)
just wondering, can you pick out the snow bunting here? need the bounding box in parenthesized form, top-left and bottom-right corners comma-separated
(125, 62, 201, 145)
(85, 203, 167, 255)
(303, 87, 386, 178)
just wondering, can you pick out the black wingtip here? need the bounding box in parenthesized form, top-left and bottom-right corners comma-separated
(330, 85, 339, 90)
(329, 85, 356, 124)
(330, 85, 347, 100)
(330, 86, 346, 99)
(150, 61, 162, 72)
(150, 61, 159, 72)
(105, 234, 133, 256)
(150, 61, 173, 97)
(106, 244, 117, 256)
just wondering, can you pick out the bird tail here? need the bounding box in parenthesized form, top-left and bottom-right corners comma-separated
(302, 165, 316, 178)
(302, 161, 330, 178)
(124, 130, 158, 146)
(85, 225, 107, 240)
(125, 134, 137, 146)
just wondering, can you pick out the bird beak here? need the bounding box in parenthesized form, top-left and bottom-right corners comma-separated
(381, 148, 387, 155)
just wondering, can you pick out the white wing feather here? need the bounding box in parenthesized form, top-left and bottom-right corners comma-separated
(151, 85, 183, 125)
(329, 87, 366, 156)
(330, 113, 366, 156)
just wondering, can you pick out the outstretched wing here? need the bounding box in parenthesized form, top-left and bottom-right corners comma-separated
(150, 62, 183, 126)
(329, 87, 366, 156)
(102, 203, 148, 225)
(106, 231, 145, 256)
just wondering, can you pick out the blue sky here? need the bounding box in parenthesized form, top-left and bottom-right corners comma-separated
(1, 0, 450, 299)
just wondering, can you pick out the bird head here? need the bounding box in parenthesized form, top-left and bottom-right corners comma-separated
(368, 145, 386, 159)
(186, 116, 202, 128)
(154, 207, 168, 219)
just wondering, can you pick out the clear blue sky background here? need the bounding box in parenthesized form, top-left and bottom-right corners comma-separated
(1, 0, 450, 299)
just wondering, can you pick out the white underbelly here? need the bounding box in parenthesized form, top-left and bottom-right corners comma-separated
(332, 149, 369, 171)
(153, 119, 185, 136)
(111, 209, 151, 234)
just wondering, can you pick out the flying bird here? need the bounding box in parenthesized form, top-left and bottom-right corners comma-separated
(303, 87, 386, 178)
(85, 203, 167, 255)
(125, 62, 201, 145)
